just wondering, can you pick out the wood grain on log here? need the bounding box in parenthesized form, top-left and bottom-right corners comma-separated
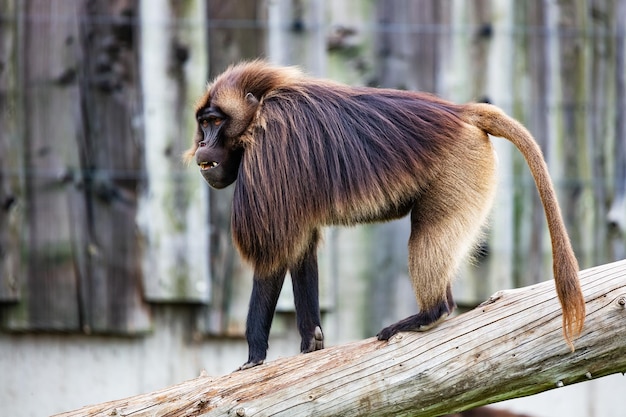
(55, 260, 626, 417)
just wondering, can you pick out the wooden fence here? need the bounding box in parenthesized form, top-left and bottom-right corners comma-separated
(0, 0, 624, 341)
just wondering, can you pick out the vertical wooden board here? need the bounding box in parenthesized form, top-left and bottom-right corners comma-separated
(406, 0, 439, 92)
(587, 0, 620, 266)
(2, 0, 82, 330)
(76, 0, 150, 333)
(374, 0, 405, 89)
(555, 1, 593, 267)
(207, 0, 266, 73)
(552, 1, 626, 269)
(0, 0, 21, 302)
(608, 0, 626, 259)
(194, 0, 267, 336)
(508, 0, 554, 287)
(326, 0, 376, 86)
(373, 0, 446, 90)
(138, 0, 210, 303)
(267, 0, 326, 75)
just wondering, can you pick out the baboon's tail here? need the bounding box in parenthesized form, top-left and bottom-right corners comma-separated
(462, 103, 585, 350)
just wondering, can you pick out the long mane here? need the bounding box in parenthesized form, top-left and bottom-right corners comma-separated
(230, 66, 466, 272)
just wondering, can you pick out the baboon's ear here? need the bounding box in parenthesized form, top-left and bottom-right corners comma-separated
(245, 92, 259, 106)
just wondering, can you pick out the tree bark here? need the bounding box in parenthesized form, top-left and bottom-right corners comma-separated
(55, 260, 626, 417)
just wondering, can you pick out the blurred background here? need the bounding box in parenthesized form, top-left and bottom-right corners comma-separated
(0, 0, 624, 416)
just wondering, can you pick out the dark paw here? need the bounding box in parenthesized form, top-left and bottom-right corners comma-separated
(377, 308, 450, 341)
(377, 324, 398, 341)
(302, 325, 324, 353)
(236, 359, 264, 371)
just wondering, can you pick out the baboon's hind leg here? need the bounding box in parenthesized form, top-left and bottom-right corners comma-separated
(376, 213, 461, 340)
(378, 145, 496, 340)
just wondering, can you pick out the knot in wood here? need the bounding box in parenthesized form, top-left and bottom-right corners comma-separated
(236, 407, 246, 416)
(617, 296, 626, 307)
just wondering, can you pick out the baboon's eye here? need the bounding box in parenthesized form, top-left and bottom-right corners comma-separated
(200, 118, 222, 129)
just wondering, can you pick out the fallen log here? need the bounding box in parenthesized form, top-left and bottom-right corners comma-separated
(55, 260, 626, 417)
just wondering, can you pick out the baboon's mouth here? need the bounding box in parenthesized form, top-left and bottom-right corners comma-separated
(200, 161, 220, 170)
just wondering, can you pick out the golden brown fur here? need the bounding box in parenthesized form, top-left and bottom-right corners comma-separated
(186, 61, 585, 368)
(462, 104, 585, 346)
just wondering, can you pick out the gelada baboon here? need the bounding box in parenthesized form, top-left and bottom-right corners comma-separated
(185, 61, 585, 370)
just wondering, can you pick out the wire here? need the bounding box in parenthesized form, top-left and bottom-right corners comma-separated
(0, 12, 622, 39)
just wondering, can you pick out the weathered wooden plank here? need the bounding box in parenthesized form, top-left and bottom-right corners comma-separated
(609, 0, 626, 257)
(510, 0, 552, 287)
(326, 0, 375, 85)
(557, 1, 593, 265)
(54, 260, 626, 417)
(2, 0, 83, 330)
(267, 0, 326, 75)
(587, 0, 615, 266)
(0, 0, 21, 302)
(76, 0, 150, 333)
(191, 0, 267, 336)
(138, 0, 210, 303)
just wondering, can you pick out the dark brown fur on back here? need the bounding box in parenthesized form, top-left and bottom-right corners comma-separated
(230, 76, 466, 274)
